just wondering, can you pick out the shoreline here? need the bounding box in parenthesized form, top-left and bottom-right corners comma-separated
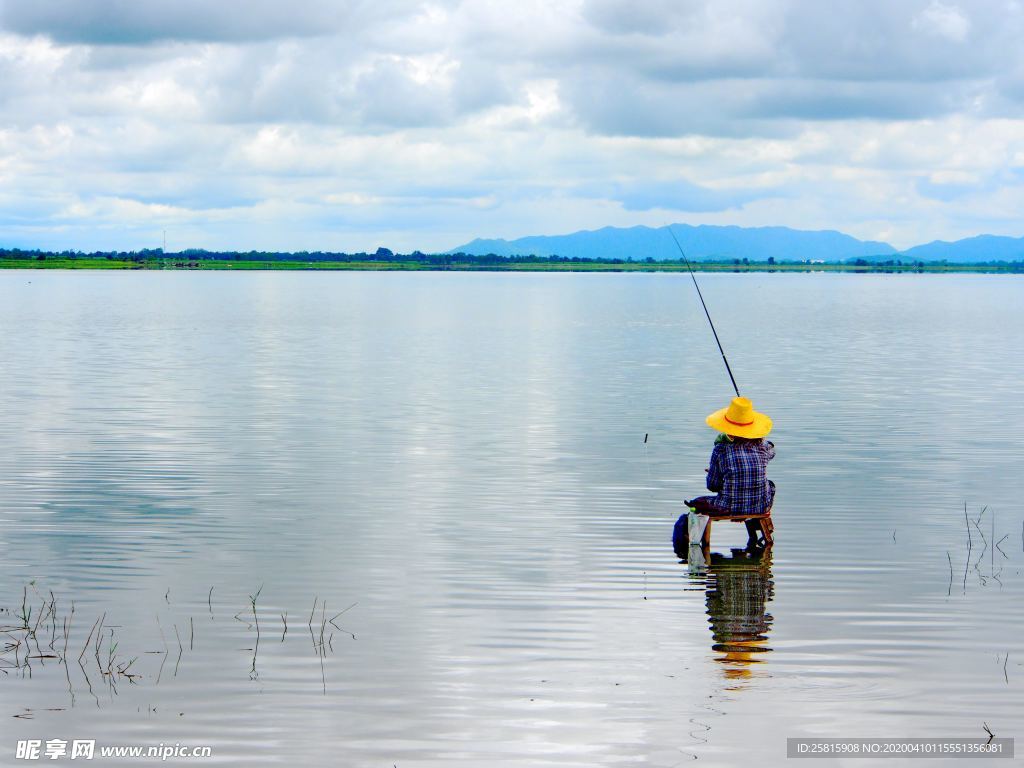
(1, 258, 1021, 274)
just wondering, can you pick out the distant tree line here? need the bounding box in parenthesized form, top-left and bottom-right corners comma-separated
(0, 246, 667, 265)
(1, 247, 167, 262)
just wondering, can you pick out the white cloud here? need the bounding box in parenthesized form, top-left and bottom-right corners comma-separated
(913, 2, 971, 42)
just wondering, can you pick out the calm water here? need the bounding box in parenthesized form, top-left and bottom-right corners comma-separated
(0, 271, 1021, 767)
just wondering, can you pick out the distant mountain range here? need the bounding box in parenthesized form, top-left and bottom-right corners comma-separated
(900, 234, 1024, 263)
(449, 224, 1024, 263)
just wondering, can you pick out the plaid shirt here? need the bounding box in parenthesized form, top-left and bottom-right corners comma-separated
(705, 438, 775, 516)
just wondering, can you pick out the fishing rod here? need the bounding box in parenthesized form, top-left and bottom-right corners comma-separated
(666, 225, 741, 398)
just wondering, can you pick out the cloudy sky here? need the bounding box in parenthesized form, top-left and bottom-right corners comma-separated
(2, 0, 1024, 253)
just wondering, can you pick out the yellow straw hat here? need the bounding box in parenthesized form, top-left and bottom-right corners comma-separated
(706, 396, 772, 439)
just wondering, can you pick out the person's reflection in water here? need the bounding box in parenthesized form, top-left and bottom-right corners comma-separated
(684, 543, 775, 686)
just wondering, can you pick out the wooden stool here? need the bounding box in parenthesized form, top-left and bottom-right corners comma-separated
(699, 509, 773, 548)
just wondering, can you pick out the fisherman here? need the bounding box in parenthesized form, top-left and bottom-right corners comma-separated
(685, 396, 775, 519)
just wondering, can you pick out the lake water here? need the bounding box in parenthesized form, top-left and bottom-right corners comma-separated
(1, 271, 1022, 767)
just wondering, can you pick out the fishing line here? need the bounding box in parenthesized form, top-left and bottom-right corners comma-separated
(666, 225, 741, 398)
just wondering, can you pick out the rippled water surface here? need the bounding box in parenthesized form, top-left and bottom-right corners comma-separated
(1, 271, 1022, 766)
